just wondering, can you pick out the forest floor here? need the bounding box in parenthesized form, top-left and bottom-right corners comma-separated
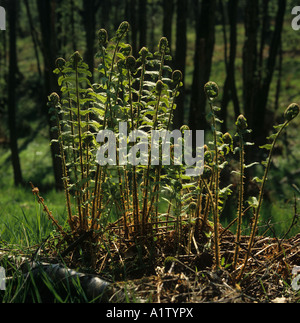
(2, 226, 300, 303)
(106, 230, 300, 303)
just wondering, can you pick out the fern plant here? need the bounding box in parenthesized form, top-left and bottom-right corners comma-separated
(201, 82, 234, 268)
(36, 22, 300, 277)
(237, 103, 300, 281)
(43, 22, 188, 259)
(232, 114, 251, 270)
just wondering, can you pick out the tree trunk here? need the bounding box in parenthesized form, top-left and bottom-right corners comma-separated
(125, 0, 138, 56)
(162, 0, 174, 50)
(82, 0, 98, 83)
(252, 0, 286, 146)
(243, 0, 286, 149)
(37, 0, 63, 190)
(189, 0, 216, 133)
(220, 0, 240, 132)
(24, 0, 42, 79)
(173, 0, 188, 129)
(139, 0, 147, 48)
(82, 0, 103, 79)
(242, 0, 259, 132)
(99, 0, 110, 30)
(8, 0, 23, 186)
(70, 0, 77, 51)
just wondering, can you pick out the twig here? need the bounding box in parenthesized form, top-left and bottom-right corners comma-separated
(30, 182, 66, 236)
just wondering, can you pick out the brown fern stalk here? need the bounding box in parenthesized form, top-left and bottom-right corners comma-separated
(30, 182, 66, 236)
(55, 58, 82, 226)
(48, 93, 73, 229)
(204, 81, 221, 269)
(148, 71, 183, 229)
(233, 115, 247, 270)
(141, 80, 164, 232)
(237, 103, 300, 281)
(73, 52, 86, 229)
(126, 55, 140, 235)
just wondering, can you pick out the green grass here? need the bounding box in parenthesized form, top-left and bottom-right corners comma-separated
(0, 184, 67, 246)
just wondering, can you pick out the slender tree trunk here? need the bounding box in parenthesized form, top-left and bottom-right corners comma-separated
(242, 0, 259, 132)
(243, 0, 286, 148)
(258, 0, 270, 74)
(0, 31, 6, 104)
(82, 0, 99, 83)
(253, 0, 286, 146)
(162, 0, 174, 50)
(139, 0, 147, 48)
(100, 0, 110, 30)
(173, 0, 188, 129)
(125, 0, 138, 56)
(37, 0, 63, 190)
(8, 0, 23, 186)
(24, 0, 42, 79)
(220, 0, 240, 132)
(70, 0, 77, 51)
(189, 0, 216, 133)
(274, 41, 282, 113)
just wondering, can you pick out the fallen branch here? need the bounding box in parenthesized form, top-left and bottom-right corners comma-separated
(0, 253, 122, 302)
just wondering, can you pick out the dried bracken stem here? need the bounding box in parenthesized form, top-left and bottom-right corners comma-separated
(233, 115, 247, 270)
(205, 81, 221, 269)
(30, 182, 66, 236)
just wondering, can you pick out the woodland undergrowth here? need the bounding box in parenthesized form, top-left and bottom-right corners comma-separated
(29, 21, 300, 285)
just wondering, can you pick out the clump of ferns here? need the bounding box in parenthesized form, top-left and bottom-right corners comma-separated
(198, 82, 300, 273)
(236, 103, 300, 281)
(197, 82, 234, 268)
(45, 21, 186, 256)
(44, 22, 300, 275)
(169, 83, 235, 261)
(46, 23, 136, 243)
(124, 38, 184, 239)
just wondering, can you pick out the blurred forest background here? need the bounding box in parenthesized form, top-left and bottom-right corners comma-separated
(1, 0, 300, 234)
